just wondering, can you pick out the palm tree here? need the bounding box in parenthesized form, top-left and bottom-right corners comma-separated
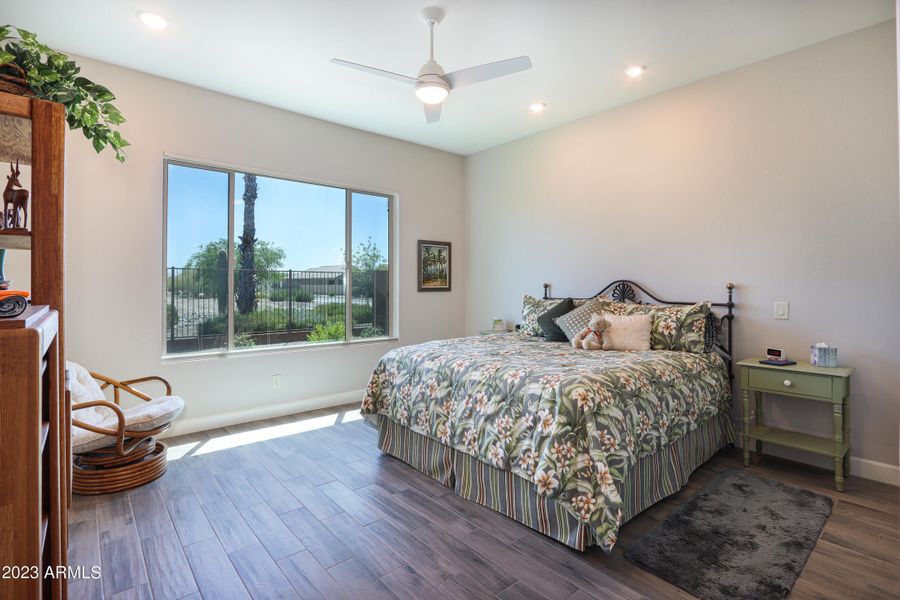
(435, 249, 447, 279)
(423, 247, 435, 279)
(236, 174, 257, 314)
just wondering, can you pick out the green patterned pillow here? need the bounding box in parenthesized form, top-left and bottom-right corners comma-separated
(573, 294, 606, 307)
(596, 300, 711, 353)
(520, 295, 563, 336)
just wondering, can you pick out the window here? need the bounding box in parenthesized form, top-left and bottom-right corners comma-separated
(164, 160, 392, 355)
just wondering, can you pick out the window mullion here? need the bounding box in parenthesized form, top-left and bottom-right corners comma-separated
(345, 189, 353, 342)
(227, 171, 236, 351)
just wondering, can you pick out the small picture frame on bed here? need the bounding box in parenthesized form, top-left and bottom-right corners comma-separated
(417, 240, 451, 291)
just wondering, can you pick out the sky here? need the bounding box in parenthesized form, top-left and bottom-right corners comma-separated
(167, 164, 389, 271)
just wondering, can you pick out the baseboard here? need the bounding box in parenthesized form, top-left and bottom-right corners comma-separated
(161, 388, 365, 439)
(849, 456, 900, 486)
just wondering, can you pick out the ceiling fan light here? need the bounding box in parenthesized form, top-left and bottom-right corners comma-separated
(415, 82, 449, 105)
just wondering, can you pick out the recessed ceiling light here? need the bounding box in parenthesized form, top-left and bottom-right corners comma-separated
(625, 65, 647, 78)
(529, 102, 546, 114)
(137, 11, 169, 29)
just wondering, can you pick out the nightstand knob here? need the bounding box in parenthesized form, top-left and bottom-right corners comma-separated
(783, 379, 792, 387)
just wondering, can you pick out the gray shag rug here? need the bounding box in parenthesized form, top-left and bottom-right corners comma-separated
(624, 469, 832, 600)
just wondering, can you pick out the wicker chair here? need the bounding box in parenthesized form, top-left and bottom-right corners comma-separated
(68, 361, 184, 495)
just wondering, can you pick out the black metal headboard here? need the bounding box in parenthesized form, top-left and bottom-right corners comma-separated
(542, 280, 736, 381)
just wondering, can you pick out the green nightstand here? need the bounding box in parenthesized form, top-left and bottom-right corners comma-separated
(737, 358, 853, 491)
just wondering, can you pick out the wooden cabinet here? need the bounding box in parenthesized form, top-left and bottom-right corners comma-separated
(0, 91, 67, 598)
(0, 306, 66, 599)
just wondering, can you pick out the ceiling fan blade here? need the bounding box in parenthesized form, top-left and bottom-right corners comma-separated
(424, 103, 442, 124)
(330, 59, 417, 84)
(444, 56, 532, 89)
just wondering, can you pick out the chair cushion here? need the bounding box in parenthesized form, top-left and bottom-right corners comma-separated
(72, 395, 185, 455)
(67, 360, 105, 404)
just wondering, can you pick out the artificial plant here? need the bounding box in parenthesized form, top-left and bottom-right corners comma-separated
(0, 25, 129, 162)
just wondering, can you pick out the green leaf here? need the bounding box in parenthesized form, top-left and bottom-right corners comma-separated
(101, 103, 125, 124)
(91, 134, 107, 153)
(0, 27, 127, 162)
(110, 131, 130, 149)
(16, 28, 37, 43)
(87, 82, 114, 102)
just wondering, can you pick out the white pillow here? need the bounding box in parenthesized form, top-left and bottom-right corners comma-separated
(602, 314, 652, 351)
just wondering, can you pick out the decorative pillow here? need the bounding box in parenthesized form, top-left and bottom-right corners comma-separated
(537, 298, 575, 342)
(602, 314, 652, 351)
(521, 295, 563, 336)
(554, 297, 604, 341)
(703, 311, 718, 353)
(597, 300, 711, 353)
(573, 294, 607, 307)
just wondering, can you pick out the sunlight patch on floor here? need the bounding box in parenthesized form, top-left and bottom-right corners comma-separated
(168, 407, 362, 461)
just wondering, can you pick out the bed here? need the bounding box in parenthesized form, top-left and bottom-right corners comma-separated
(360, 280, 736, 552)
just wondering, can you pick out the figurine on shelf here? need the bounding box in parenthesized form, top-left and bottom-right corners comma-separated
(3, 160, 29, 230)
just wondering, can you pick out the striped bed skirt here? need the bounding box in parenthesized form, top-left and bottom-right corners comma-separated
(374, 413, 735, 551)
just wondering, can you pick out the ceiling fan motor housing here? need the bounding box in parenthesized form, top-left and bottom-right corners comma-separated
(415, 59, 450, 104)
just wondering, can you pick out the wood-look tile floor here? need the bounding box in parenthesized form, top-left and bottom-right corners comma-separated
(68, 403, 900, 600)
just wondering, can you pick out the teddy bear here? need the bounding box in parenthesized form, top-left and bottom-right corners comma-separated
(571, 313, 607, 350)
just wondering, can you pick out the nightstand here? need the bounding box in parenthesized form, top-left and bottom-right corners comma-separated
(737, 358, 854, 491)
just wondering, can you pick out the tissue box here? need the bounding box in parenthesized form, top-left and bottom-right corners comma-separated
(810, 345, 838, 367)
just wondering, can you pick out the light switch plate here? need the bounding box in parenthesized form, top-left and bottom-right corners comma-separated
(272, 374, 282, 389)
(774, 301, 789, 320)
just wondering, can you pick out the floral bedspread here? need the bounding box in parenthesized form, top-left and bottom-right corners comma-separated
(361, 334, 731, 551)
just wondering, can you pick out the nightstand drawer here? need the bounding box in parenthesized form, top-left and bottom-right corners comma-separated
(748, 369, 832, 398)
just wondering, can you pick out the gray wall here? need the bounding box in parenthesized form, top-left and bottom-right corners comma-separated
(465, 22, 899, 478)
(9, 57, 466, 434)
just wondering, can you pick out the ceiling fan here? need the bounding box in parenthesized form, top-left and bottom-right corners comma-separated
(331, 6, 532, 124)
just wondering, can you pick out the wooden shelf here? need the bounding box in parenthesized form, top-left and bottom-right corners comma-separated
(0, 305, 49, 329)
(749, 425, 849, 457)
(0, 229, 32, 250)
(0, 91, 67, 600)
(0, 93, 32, 119)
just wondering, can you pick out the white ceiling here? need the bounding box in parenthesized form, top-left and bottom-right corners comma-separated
(4, 1, 894, 155)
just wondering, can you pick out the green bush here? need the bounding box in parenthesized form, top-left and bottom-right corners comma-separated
(234, 333, 256, 348)
(357, 324, 384, 338)
(196, 303, 377, 338)
(311, 302, 345, 321)
(352, 304, 373, 325)
(307, 320, 344, 342)
(199, 309, 291, 336)
(269, 288, 314, 303)
(166, 304, 178, 330)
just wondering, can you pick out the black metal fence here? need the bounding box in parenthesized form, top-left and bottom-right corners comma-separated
(165, 267, 388, 353)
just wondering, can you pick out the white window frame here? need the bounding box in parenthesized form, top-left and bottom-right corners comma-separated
(161, 156, 396, 359)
